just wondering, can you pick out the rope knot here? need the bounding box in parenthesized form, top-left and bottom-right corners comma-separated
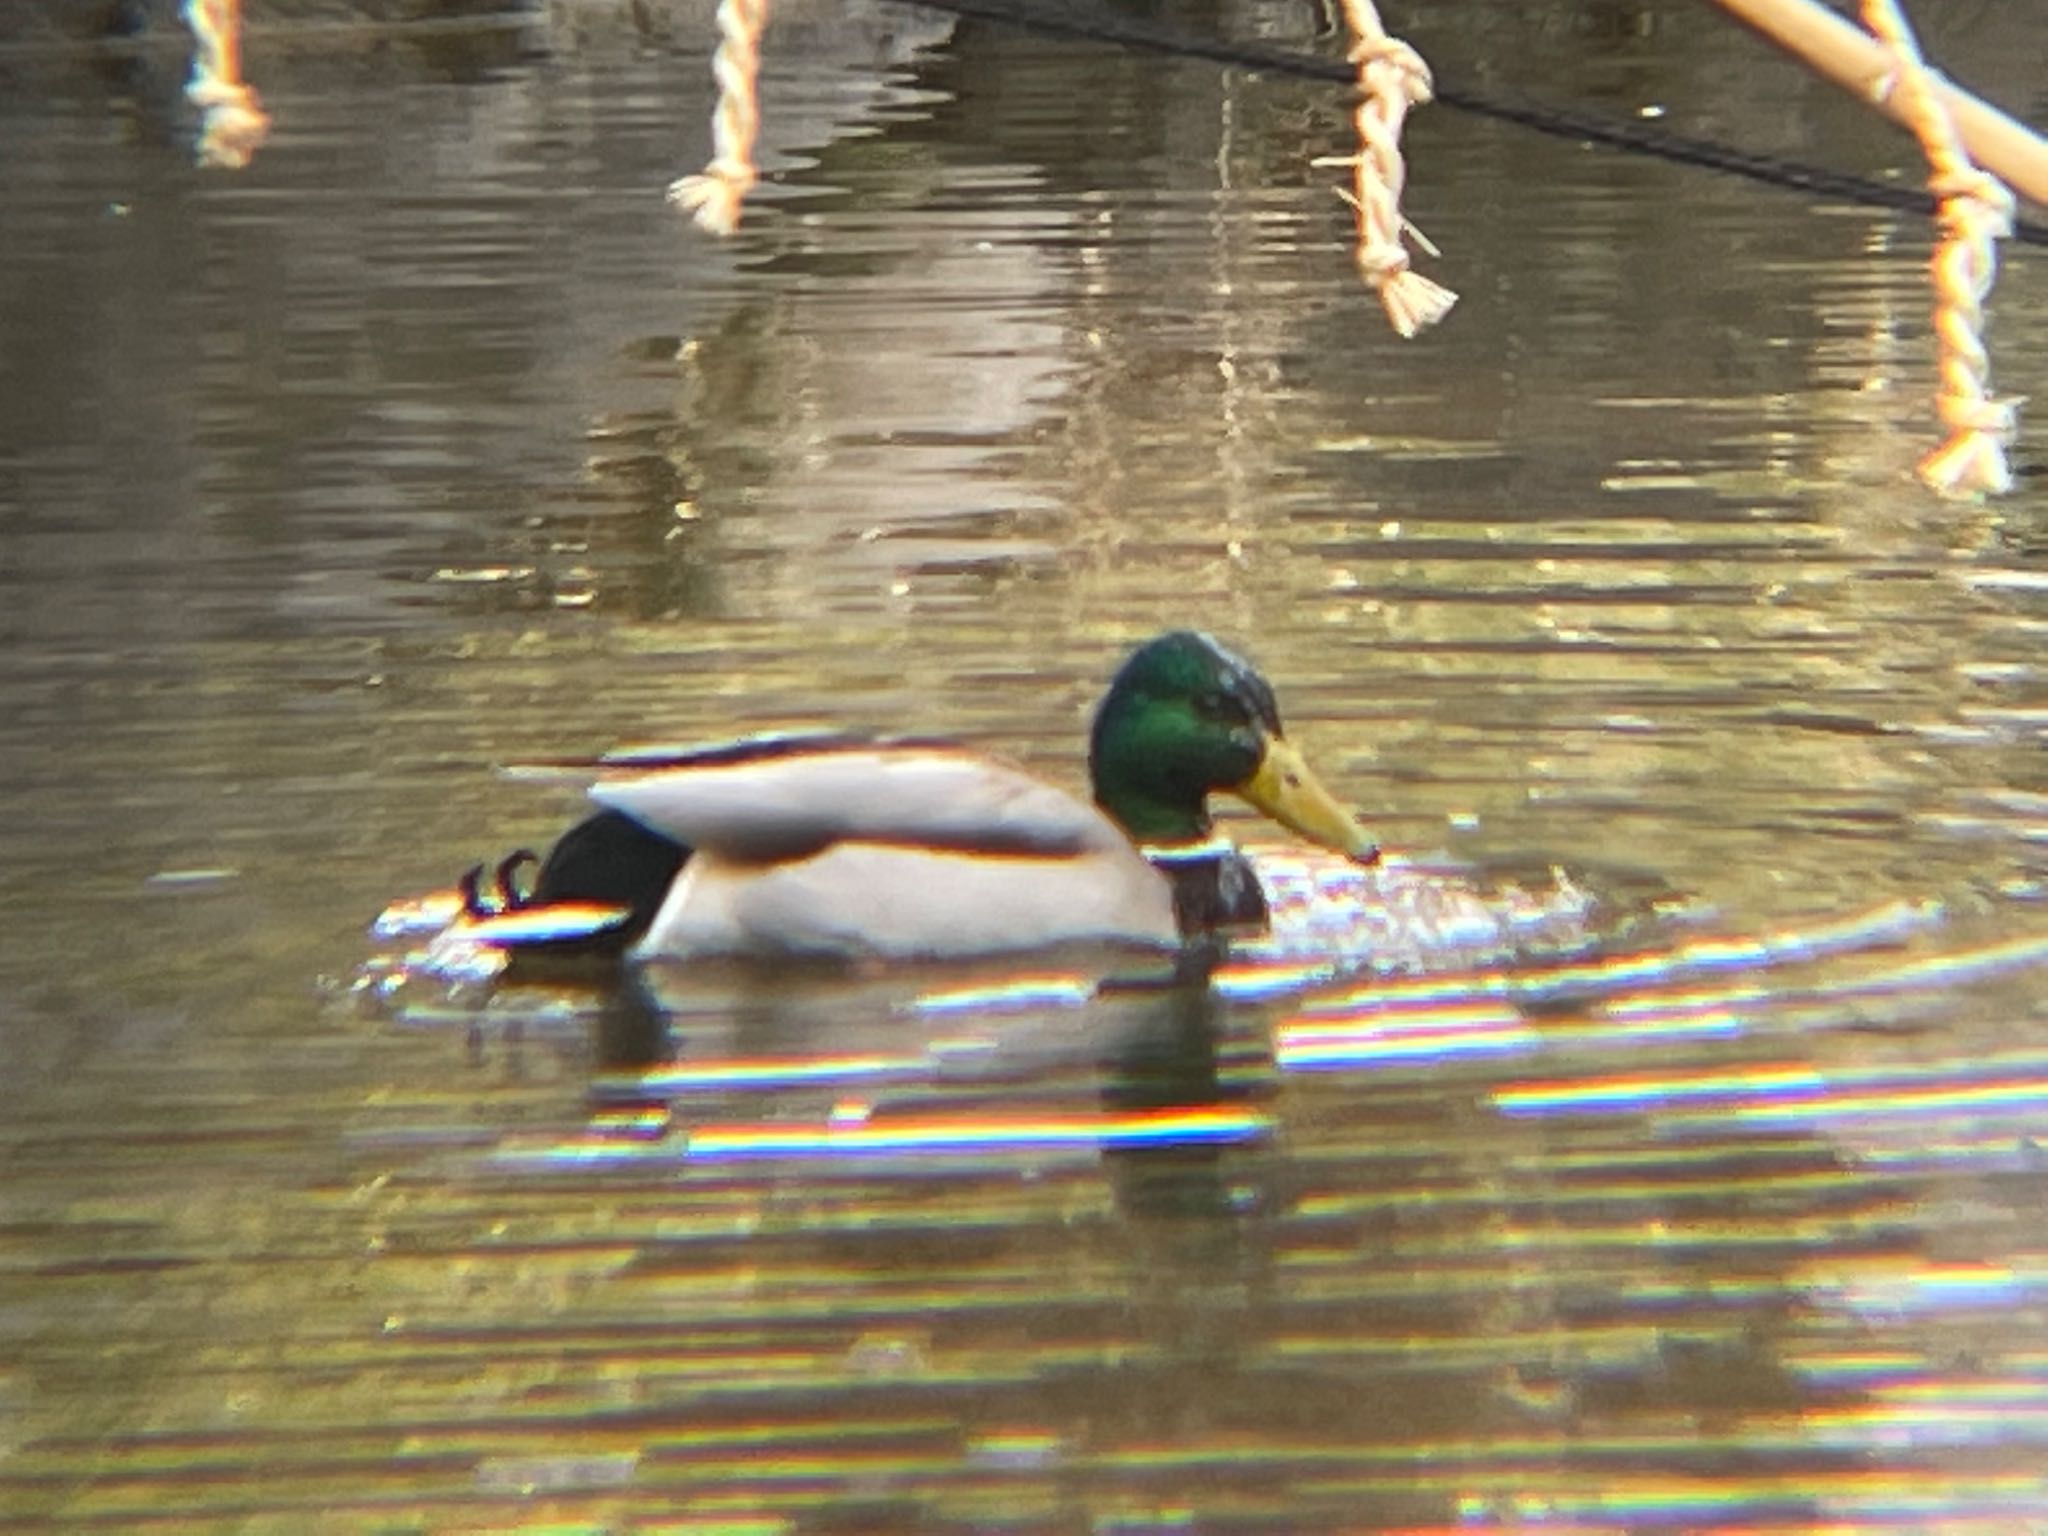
(184, 0, 269, 170)
(1935, 392, 2019, 435)
(668, 160, 758, 236)
(1862, 0, 2017, 498)
(1930, 166, 2015, 230)
(673, 0, 769, 236)
(1346, 37, 1433, 105)
(1329, 1, 1454, 337)
(1356, 238, 1411, 287)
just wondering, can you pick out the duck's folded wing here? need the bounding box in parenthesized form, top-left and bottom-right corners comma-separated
(498, 731, 879, 786)
(591, 747, 1127, 863)
(598, 730, 878, 772)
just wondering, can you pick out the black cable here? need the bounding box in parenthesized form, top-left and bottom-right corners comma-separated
(901, 0, 2048, 247)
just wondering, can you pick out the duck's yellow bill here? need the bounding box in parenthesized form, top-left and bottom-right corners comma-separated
(1235, 738, 1379, 864)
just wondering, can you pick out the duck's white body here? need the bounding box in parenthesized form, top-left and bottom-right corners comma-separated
(591, 745, 1178, 961)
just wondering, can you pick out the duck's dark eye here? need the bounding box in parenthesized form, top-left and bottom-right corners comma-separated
(1194, 690, 1247, 726)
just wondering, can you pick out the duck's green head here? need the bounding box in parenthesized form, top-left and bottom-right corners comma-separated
(1088, 631, 1378, 861)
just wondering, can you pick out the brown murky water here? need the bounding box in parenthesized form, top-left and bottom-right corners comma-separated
(5, 1, 2048, 1528)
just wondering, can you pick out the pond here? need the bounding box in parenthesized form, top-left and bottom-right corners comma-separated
(4, 0, 2048, 1527)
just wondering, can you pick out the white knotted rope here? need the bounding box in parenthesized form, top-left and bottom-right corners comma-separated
(1315, 0, 1455, 338)
(183, 0, 270, 170)
(668, 0, 769, 236)
(1862, 0, 2017, 498)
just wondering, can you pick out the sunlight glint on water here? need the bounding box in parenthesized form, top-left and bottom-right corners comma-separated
(1, 0, 2047, 1528)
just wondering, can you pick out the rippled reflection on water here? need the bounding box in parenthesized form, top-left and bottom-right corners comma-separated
(4, 0, 2048, 1528)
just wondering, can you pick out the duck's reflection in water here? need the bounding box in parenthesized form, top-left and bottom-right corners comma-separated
(447, 935, 1942, 1529)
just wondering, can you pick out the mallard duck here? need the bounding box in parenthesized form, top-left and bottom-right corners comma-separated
(455, 630, 1378, 963)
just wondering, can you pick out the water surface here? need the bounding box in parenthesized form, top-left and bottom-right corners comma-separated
(4, 1, 2048, 1528)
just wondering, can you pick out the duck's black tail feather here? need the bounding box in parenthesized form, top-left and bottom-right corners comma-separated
(464, 810, 690, 959)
